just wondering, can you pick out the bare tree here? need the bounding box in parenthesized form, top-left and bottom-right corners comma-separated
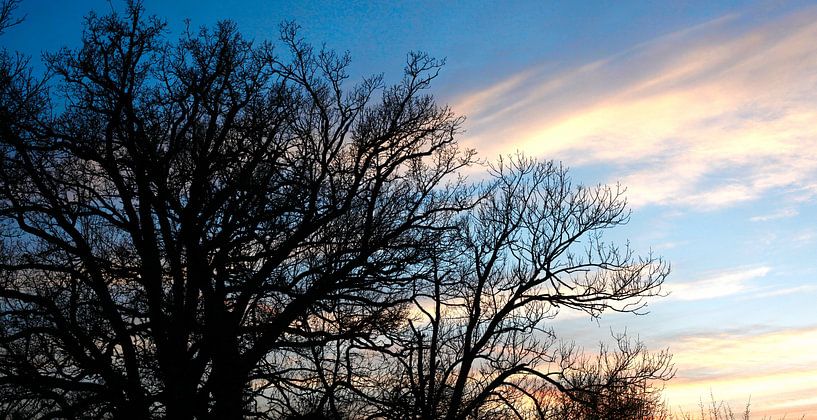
(548, 334, 672, 420)
(302, 158, 673, 420)
(1, 3, 673, 419)
(0, 3, 474, 418)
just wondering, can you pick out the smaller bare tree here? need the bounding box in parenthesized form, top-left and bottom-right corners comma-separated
(274, 157, 674, 419)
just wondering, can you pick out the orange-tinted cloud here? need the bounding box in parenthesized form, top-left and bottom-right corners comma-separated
(661, 326, 817, 417)
(452, 6, 817, 210)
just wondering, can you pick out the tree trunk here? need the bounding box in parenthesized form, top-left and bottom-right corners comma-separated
(212, 367, 246, 419)
(211, 337, 247, 419)
(164, 377, 197, 420)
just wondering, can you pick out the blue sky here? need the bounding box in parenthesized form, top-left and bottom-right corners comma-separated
(5, 0, 817, 416)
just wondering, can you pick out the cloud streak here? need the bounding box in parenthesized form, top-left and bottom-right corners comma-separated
(666, 266, 770, 301)
(453, 5, 817, 210)
(661, 326, 817, 417)
(749, 208, 799, 222)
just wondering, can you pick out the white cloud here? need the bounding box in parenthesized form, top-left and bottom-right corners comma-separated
(667, 266, 770, 301)
(749, 208, 799, 222)
(748, 284, 817, 299)
(452, 5, 817, 210)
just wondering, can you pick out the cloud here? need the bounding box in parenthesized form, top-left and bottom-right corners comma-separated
(666, 266, 770, 301)
(749, 208, 799, 222)
(747, 284, 817, 299)
(661, 326, 817, 417)
(452, 5, 817, 210)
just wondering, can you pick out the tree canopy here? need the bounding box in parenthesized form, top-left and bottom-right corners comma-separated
(0, 2, 672, 419)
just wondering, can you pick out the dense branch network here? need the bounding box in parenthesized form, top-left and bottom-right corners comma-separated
(0, 2, 672, 419)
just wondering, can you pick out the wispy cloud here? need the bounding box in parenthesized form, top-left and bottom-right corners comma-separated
(667, 266, 770, 301)
(662, 326, 817, 417)
(453, 5, 817, 210)
(749, 208, 799, 222)
(748, 284, 817, 299)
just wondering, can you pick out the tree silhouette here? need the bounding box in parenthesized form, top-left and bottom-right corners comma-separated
(0, 3, 474, 417)
(262, 158, 672, 419)
(1, 2, 672, 419)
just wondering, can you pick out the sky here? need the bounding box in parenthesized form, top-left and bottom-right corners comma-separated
(4, 0, 817, 417)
